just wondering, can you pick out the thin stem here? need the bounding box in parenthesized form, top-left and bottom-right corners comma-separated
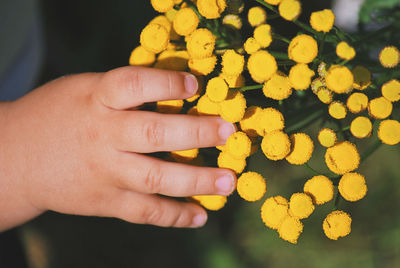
(304, 163, 321, 176)
(273, 33, 291, 44)
(353, 24, 395, 47)
(335, 125, 350, 133)
(269, 50, 290, 60)
(286, 109, 323, 134)
(231, 84, 263, 92)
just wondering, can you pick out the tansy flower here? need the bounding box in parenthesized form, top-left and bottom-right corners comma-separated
(248, 6, 267, 27)
(219, 73, 245, 88)
(157, 99, 184, 113)
(328, 101, 347, 120)
(222, 49, 245, 76)
(323, 211, 352, 240)
(189, 55, 217, 75)
(279, 0, 302, 21)
(278, 216, 303, 244)
(379, 46, 400, 68)
(285, 133, 314, 165)
(347, 92, 368, 114)
(171, 149, 199, 162)
(339, 173, 367, 202)
(129, 46, 156, 67)
(318, 128, 337, 148)
(155, 50, 189, 71)
(222, 14, 243, 30)
(289, 64, 315, 90)
(197, 0, 226, 19)
(382, 79, 400, 102)
(244, 37, 261, 54)
(220, 91, 247, 123)
(264, 0, 282, 5)
(151, 0, 174, 13)
(247, 50, 278, 83)
(318, 62, 328, 78)
(263, 71, 293, 100)
(311, 77, 326, 94)
(206, 77, 229, 102)
(352, 65, 372, 90)
(186, 29, 216, 59)
(336, 41, 356, 61)
(288, 34, 318, 64)
(173, 8, 199, 36)
(289, 193, 315, 219)
(316, 87, 333, 104)
(237, 172, 267, 202)
(150, 15, 172, 33)
(261, 196, 289, 230)
(378, 120, 400, 145)
(368, 97, 393, 119)
(303, 175, 334, 205)
(325, 141, 360, 175)
(326, 65, 354, 94)
(217, 151, 247, 174)
(261, 130, 291, 161)
(225, 131, 252, 159)
(310, 9, 335, 32)
(240, 106, 264, 137)
(192, 195, 227, 211)
(197, 95, 220, 115)
(165, 8, 178, 21)
(258, 108, 285, 135)
(254, 24, 273, 48)
(350, 116, 372, 139)
(186, 76, 204, 102)
(140, 23, 170, 53)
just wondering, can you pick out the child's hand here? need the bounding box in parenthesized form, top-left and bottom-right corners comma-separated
(0, 67, 237, 231)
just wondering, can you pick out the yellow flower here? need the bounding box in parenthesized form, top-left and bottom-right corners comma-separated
(352, 65, 372, 90)
(173, 8, 199, 36)
(129, 46, 156, 67)
(326, 65, 354, 94)
(192, 195, 227, 211)
(150, 0, 174, 13)
(222, 14, 243, 30)
(368, 97, 393, 119)
(154, 50, 189, 71)
(278, 0, 302, 21)
(219, 73, 245, 88)
(222, 49, 245, 76)
(350, 116, 372, 139)
(311, 77, 326, 94)
(165, 8, 178, 21)
(225, 131, 252, 159)
(254, 24, 273, 48)
(318, 128, 337, 148)
(323, 211, 352, 240)
(140, 23, 170, 53)
(316, 87, 333, 104)
(264, 0, 282, 5)
(261, 196, 289, 230)
(197, 95, 220, 115)
(310, 9, 335, 32)
(186, 29, 216, 59)
(247, 50, 278, 83)
(285, 133, 314, 165)
(336, 41, 356, 61)
(150, 15, 173, 33)
(244, 37, 261, 54)
(217, 150, 247, 174)
(248, 6, 267, 27)
(338, 173, 367, 202)
(379, 46, 400, 68)
(220, 91, 247, 123)
(197, 0, 226, 19)
(378, 120, 400, 145)
(288, 34, 318, 63)
(382, 79, 400, 102)
(278, 216, 303, 244)
(318, 62, 328, 78)
(206, 77, 229, 102)
(157, 99, 184, 113)
(240, 106, 264, 137)
(261, 130, 291, 161)
(328, 101, 347, 120)
(258, 108, 285, 136)
(289, 193, 315, 219)
(171, 149, 199, 162)
(289, 64, 315, 90)
(347, 92, 368, 114)
(325, 141, 360, 175)
(263, 71, 293, 100)
(188, 55, 217, 75)
(237, 172, 267, 202)
(303, 175, 334, 205)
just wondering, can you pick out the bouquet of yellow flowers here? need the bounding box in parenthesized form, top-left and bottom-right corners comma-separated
(129, 0, 400, 244)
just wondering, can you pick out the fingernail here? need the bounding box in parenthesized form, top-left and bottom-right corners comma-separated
(215, 174, 235, 194)
(192, 212, 207, 227)
(218, 121, 236, 142)
(184, 74, 198, 95)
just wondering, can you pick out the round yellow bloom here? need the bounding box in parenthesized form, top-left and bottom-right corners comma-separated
(244, 37, 261, 54)
(248, 6, 267, 27)
(173, 8, 199, 36)
(352, 65, 372, 90)
(222, 14, 243, 30)
(263, 72, 292, 100)
(347, 92, 368, 113)
(261, 130, 291, 161)
(222, 49, 245, 76)
(303, 175, 334, 205)
(288, 34, 318, 64)
(328, 101, 347, 120)
(155, 50, 189, 71)
(278, 216, 303, 244)
(157, 99, 184, 113)
(247, 50, 277, 83)
(187, 29, 216, 59)
(197, 95, 220, 115)
(326, 65, 354, 94)
(171, 148, 199, 162)
(336, 41, 356, 61)
(258, 108, 285, 136)
(325, 141, 360, 175)
(264, 0, 282, 5)
(310, 9, 335, 32)
(289, 193, 315, 219)
(285, 133, 314, 165)
(350, 116, 372, 139)
(206, 77, 229, 103)
(379, 46, 400, 68)
(197, 0, 226, 19)
(140, 23, 170, 53)
(192, 195, 227, 211)
(318, 62, 328, 78)
(289, 64, 315, 90)
(151, 0, 174, 12)
(261, 196, 289, 230)
(240, 106, 263, 137)
(382, 79, 400, 102)
(311, 77, 326, 94)
(129, 46, 156, 67)
(339, 173, 367, 202)
(254, 24, 273, 48)
(225, 131, 252, 159)
(150, 15, 172, 33)
(188, 55, 217, 75)
(217, 151, 247, 174)
(220, 91, 247, 123)
(378, 120, 400, 145)
(237, 172, 267, 202)
(318, 128, 337, 148)
(219, 73, 245, 88)
(323, 211, 352, 240)
(368, 97, 393, 119)
(317, 87, 333, 104)
(279, 0, 302, 21)
(165, 8, 178, 21)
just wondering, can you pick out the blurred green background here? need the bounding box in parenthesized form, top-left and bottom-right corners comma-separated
(10, 0, 400, 267)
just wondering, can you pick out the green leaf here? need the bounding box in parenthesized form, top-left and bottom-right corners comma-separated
(359, 0, 400, 23)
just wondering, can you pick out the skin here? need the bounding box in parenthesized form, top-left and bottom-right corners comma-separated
(0, 66, 237, 231)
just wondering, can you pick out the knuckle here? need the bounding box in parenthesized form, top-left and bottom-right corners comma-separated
(142, 121, 165, 147)
(144, 165, 163, 193)
(169, 210, 188, 227)
(141, 204, 164, 225)
(128, 69, 144, 98)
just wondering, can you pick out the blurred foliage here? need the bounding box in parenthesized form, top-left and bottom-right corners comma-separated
(359, 0, 400, 23)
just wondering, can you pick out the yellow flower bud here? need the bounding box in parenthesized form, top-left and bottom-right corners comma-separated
(237, 172, 267, 202)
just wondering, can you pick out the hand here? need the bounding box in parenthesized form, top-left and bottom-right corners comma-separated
(0, 66, 237, 231)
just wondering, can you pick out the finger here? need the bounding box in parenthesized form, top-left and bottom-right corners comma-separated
(95, 66, 198, 109)
(112, 111, 236, 153)
(114, 153, 236, 197)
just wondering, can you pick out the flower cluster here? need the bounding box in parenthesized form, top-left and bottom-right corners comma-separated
(130, 0, 400, 244)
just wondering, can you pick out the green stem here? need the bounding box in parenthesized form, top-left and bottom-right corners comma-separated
(273, 33, 291, 44)
(354, 24, 395, 46)
(286, 109, 324, 133)
(336, 125, 350, 133)
(231, 84, 263, 92)
(269, 50, 290, 60)
(361, 140, 382, 162)
(303, 163, 321, 176)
